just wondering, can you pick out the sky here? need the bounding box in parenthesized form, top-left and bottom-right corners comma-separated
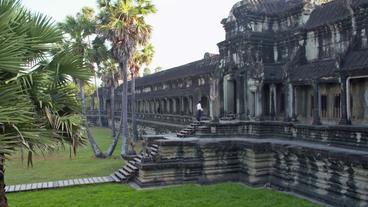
(22, 0, 240, 71)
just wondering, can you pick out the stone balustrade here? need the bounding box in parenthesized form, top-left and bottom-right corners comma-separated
(196, 121, 368, 150)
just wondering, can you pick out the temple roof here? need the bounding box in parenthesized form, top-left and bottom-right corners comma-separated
(305, 0, 351, 30)
(133, 55, 220, 87)
(289, 59, 338, 81)
(352, 0, 368, 7)
(231, 0, 304, 17)
(343, 49, 368, 71)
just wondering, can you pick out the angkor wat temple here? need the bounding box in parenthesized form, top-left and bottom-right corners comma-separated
(87, 0, 368, 206)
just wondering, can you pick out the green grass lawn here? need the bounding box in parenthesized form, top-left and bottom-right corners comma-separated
(6, 128, 124, 185)
(8, 183, 319, 207)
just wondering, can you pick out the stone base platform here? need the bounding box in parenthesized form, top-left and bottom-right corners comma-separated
(134, 136, 368, 207)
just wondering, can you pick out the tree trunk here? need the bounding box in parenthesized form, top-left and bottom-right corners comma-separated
(120, 59, 129, 156)
(94, 69, 103, 127)
(0, 156, 8, 207)
(110, 74, 116, 138)
(105, 115, 122, 156)
(104, 73, 120, 157)
(79, 80, 105, 158)
(132, 75, 138, 141)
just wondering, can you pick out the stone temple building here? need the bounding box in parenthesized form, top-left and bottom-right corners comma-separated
(88, 1, 368, 206)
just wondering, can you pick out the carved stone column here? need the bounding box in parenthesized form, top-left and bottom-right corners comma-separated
(312, 81, 321, 125)
(339, 76, 351, 125)
(292, 85, 297, 120)
(283, 83, 290, 121)
(269, 84, 277, 119)
(237, 73, 246, 120)
(255, 84, 263, 120)
(180, 97, 185, 115)
(219, 78, 224, 118)
(210, 78, 220, 122)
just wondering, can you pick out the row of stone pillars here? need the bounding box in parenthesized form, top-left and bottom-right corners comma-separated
(285, 77, 350, 125)
(136, 97, 193, 115)
(215, 74, 352, 125)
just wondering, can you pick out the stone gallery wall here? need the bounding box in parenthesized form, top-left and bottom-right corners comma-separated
(135, 137, 368, 207)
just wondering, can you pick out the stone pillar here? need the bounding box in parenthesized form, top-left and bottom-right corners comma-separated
(283, 83, 291, 121)
(255, 84, 263, 119)
(340, 76, 351, 125)
(219, 78, 224, 117)
(244, 71, 249, 120)
(312, 81, 321, 125)
(237, 74, 246, 120)
(210, 78, 220, 122)
(269, 84, 277, 119)
(193, 93, 200, 117)
(180, 97, 185, 115)
(292, 85, 297, 120)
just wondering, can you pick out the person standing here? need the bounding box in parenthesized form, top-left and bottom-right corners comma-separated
(196, 101, 203, 122)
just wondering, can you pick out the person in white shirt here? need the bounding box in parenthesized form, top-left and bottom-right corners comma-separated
(196, 101, 203, 122)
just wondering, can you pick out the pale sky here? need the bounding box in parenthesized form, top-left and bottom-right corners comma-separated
(22, 0, 240, 71)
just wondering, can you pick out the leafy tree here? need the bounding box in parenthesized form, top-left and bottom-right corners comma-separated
(59, 7, 105, 158)
(154, 66, 162, 73)
(98, 0, 156, 156)
(0, 0, 90, 206)
(87, 36, 109, 126)
(143, 67, 151, 76)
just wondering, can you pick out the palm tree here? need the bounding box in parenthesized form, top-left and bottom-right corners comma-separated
(0, 0, 90, 206)
(98, 0, 156, 156)
(88, 36, 109, 127)
(59, 7, 106, 158)
(130, 44, 155, 141)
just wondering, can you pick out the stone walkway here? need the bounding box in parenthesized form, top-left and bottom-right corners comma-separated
(5, 176, 115, 193)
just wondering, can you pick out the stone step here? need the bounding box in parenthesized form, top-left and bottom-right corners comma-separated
(127, 163, 138, 171)
(151, 144, 159, 148)
(123, 165, 134, 174)
(150, 147, 158, 153)
(134, 157, 141, 163)
(110, 174, 121, 183)
(114, 171, 126, 180)
(119, 168, 131, 177)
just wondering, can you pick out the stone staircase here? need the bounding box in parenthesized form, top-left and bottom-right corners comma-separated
(110, 144, 159, 183)
(176, 121, 202, 138)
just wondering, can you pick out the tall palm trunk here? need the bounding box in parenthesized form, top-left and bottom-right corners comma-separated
(105, 106, 123, 156)
(0, 156, 8, 207)
(105, 72, 120, 156)
(79, 80, 105, 158)
(131, 75, 138, 141)
(110, 73, 116, 138)
(119, 58, 129, 156)
(94, 70, 103, 127)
